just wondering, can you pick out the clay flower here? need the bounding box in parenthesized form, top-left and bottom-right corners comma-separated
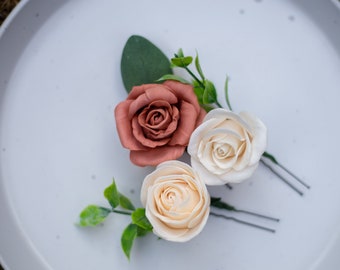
(140, 160, 210, 242)
(114, 80, 206, 166)
(188, 108, 267, 185)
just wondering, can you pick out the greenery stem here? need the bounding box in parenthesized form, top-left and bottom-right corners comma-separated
(184, 66, 205, 88)
(210, 212, 276, 233)
(112, 209, 132, 216)
(215, 100, 223, 109)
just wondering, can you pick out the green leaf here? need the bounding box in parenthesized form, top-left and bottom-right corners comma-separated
(131, 208, 153, 231)
(202, 80, 217, 104)
(176, 48, 185, 58)
(157, 74, 190, 84)
(78, 205, 111, 227)
(121, 223, 138, 260)
(136, 226, 150, 237)
(171, 56, 193, 68)
(119, 193, 136, 211)
(210, 197, 236, 211)
(263, 151, 278, 165)
(104, 179, 120, 209)
(193, 83, 204, 104)
(195, 53, 205, 81)
(224, 76, 233, 111)
(121, 35, 172, 92)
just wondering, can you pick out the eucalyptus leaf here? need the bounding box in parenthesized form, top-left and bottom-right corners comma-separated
(121, 35, 172, 92)
(157, 74, 190, 84)
(119, 193, 135, 211)
(78, 205, 111, 227)
(121, 223, 138, 260)
(104, 179, 120, 209)
(202, 80, 217, 104)
(131, 208, 153, 231)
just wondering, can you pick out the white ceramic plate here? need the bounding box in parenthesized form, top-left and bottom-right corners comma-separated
(1, 0, 340, 269)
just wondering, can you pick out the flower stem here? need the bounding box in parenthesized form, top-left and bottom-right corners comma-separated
(234, 209, 280, 222)
(184, 66, 205, 88)
(111, 209, 132, 216)
(210, 212, 276, 233)
(210, 197, 279, 222)
(260, 159, 304, 196)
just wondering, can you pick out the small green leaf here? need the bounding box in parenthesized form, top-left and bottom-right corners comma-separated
(104, 179, 120, 209)
(136, 226, 150, 237)
(131, 208, 153, 231)
(78, 205, 111, 227)
(224, 76, 233, 111)
(119, 193, 135, 211)
(263, 151, 278, 165)
(171, 56, 193, 68)
(202, 80, 217, 104)
(121, 35, 172, 92)
(157, 74, 190, 84)
(121, 223, 138, 260)
(195, 53, 205, 81)
(193, 83, 204, 104)
(176, 48, 185, 58)
(210, 197, 236, 211)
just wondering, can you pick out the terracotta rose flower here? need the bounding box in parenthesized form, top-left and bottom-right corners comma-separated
(114, 80, 206, 166)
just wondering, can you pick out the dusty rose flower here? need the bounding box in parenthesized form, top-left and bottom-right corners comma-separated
(141, 160, 210, 242)
(114, 80, 206, 166)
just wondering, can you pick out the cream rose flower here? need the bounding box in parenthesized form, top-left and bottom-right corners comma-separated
(140, 160, 210, 242)
(188, 108, 267, 185)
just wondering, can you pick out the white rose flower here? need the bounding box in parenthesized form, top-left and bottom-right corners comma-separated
(188, 108, 267, 185)
(140, 160, 210, 242)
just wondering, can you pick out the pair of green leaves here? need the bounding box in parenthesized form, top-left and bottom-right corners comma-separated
(78, 179, 152, 259)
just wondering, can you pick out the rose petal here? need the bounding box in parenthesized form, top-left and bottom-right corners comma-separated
(169, 100, 198, 146)
(130, 145, 186, 166)
(114, 100, 148, 151)
(240, 111, 267, 165)
(128, 86, 178, 117)
(163, 80, 201, 115)
(132, 117, 171, 148)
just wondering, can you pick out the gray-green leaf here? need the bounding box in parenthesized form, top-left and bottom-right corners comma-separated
(104, 179, 120, 209)
(78, 205, 111, 227)
(131, 208, 153, 231)
(121, 223, 138, 260)
(121, 35, 172, 92)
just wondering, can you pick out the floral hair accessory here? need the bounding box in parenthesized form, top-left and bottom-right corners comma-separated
(78, 35, 309, 260)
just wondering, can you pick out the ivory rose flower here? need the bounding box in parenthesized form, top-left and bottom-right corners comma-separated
(140, 160, 210, 242)
(114, 81, 206, 166)
(188, 108, 267, 185)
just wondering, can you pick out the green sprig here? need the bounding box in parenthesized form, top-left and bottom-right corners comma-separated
(78, 179, 152, 260)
